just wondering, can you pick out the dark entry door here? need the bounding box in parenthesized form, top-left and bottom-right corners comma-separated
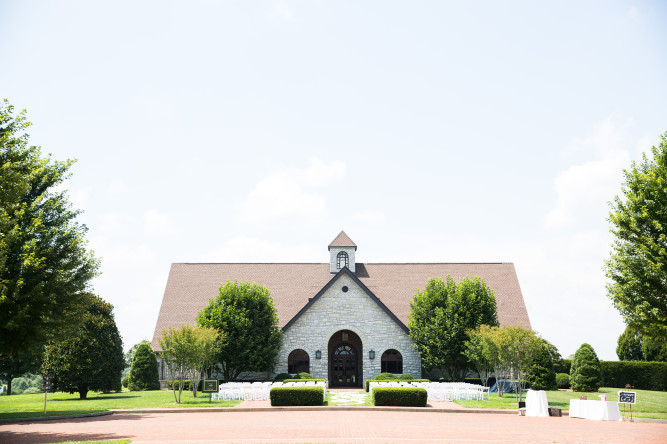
(332, 344, 358, 387)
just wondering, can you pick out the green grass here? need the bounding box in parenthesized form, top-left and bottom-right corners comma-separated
(0, 389, 240, 420)
(454, 387, 667, 420)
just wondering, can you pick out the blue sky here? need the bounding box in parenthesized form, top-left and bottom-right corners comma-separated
(2, 0, 666, 360)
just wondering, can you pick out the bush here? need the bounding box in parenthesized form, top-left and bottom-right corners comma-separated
(397, 374, 414, 381)
(556, 373, 570, 389)
(269, 387, 323, 406)
(128, 343, 160, 391)
(374, 372, 396, 380)
(122, 376, 131, 389)
(570, 343, 602, 392)
(373, 387, 427, 407)
(165, 380, 203, 391)
(273, 373, 292, 382)
(527, 343, 557, 390)
(554, 359, 571, 375)
(295, 372, 313, 380)
(600, 361, 667, 391)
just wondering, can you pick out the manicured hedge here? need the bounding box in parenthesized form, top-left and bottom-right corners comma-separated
(269, 387, 324, 406)
(601, 361, 667, 391)
(554, 359, 572, 375)
(373, 387, 427, 407)
(365, 379, 430, 392)
(556, 373, 570, 389)
(282, 379, 326, 383)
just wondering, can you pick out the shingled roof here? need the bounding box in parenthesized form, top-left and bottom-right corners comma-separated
(151, 262, 531, 351)
(328, 231, 357, 250)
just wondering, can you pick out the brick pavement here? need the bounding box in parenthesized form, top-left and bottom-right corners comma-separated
(1, 409, 666, 444)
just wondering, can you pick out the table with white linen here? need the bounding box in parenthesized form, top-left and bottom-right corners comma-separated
(568, 399, 621, 421)
(525, 390, 549, 417)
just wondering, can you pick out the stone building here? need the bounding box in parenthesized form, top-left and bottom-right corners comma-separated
(151, 231, 531, 387)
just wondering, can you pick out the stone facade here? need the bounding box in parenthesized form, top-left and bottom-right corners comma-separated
(275, 272, 421, 385)
(329, 246, 356, 273)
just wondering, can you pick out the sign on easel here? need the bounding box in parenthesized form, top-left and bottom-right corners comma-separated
(618, 391, 637, 421)
(43, 374, 53, 414)
(202, 379, 218, 403)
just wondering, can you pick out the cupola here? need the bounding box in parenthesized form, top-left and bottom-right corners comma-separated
(328, 231, 357, 273)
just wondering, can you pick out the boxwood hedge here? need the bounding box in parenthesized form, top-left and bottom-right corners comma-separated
(373, 387, 427, 407)
(269, 386, 324, 406)
(601, 361, 667, 391)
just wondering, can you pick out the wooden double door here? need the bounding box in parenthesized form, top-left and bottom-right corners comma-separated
(331, 344, 358, 387)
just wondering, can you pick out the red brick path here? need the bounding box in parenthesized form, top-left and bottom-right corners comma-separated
(1, 410, 666, 443)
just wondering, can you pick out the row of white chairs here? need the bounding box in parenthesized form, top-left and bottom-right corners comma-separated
(211, 381, 327, 401)
(368, 381, 490, 402)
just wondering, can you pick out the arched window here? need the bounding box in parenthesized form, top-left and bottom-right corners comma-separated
(381, 349, 403, 374)
(288, 349, 310, 374)
(337, 251, 349, 269)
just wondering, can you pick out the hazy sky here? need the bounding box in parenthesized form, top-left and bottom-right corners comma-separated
(2, 0, 666, 361)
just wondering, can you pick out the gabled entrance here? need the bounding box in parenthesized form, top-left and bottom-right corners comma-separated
(328, 329, 362, 387)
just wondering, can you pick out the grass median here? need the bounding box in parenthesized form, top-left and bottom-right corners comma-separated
(454, 387, 667, 420)
(0, 390, 241, 420)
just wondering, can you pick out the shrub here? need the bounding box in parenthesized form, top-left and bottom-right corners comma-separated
(273, 373, 292, 382)
(397, 374, 414, 381)
(375, 372, 396, 380)
(128, 343, 160, 391)
(122, 375, 131, 389)
(295, 372, 313, 380)
(600, 361, 667, 391)
(269, 387, 324, 406)
(282, 378, 325, 383)
(556, 373, 570, 389)
(527, 343, 557, 390)
(373, 387, 427, 407)
(554, 359, 571, 375)
(570, 343, 602, 392)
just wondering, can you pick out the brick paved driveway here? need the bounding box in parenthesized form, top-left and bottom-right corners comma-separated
(1, 410, 666, 443)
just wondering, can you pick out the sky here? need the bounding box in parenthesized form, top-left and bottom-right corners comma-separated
(2, 0, 666, 361)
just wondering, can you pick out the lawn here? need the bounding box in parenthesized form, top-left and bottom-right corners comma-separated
(454, 387, 667, 420)
(0, 389, 240, 420)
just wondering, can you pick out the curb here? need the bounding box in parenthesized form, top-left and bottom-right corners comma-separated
(0, 411, 112, 424)
(108, 406, 517, 414)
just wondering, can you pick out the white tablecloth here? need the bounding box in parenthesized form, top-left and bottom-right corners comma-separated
(569, 399, 621, 421)
(525, 390, 549, 417)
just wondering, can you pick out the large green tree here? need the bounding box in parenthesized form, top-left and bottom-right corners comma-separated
(605, 132, 667, 340)
(409, 275, 499, 381)
(570, 343, 603, 392)
(0, 99, 99, 360)
(42, 295, 125, 399)
(196, 281, 282, 382)
(617, 325, 667, 362)
(0, 348, 42, 395)
(128, 342, 160, 391)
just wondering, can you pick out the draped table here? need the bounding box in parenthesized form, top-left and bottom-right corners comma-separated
(525, 390, 549, 417)
(569, 399, 621, 421)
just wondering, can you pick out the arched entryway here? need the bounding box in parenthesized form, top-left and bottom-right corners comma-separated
(328, 329, 362, 387)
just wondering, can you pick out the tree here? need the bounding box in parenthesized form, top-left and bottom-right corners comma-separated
(526, 340, 557, 391)
(0, 99, 99, 360)
(128, 342, 160, 391)
(617, 325, 644, 361)
(605, 132, 667, 340)
(464, 334, 494, 386)
(125, 340, 150, 368)
(468, 325, 543, 402)
(409, 276, 499, 381)
(42, 295, 125, 399)
(159, 324, 221, 402)
(0, 349, 42, 395)
(196, 281, 282, 382)
(570, 343, 602, 392)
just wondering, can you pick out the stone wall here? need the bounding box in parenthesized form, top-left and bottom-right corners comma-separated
(276, 273, 421, 384)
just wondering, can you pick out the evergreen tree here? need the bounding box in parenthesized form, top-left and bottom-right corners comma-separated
(42, 295, 125, 399)
(128, 342, 160, 391)
(526, 341, 557, 390)
(570, 343, 602, 392)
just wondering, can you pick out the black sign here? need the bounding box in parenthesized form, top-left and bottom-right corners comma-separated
(43, 374, 53, 393)
(618, 391, 636, 404)
(202, 380, 218, 393)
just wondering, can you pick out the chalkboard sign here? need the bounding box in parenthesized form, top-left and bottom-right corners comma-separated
(618, 391, 636, 404)
(202, 379, 218, 393)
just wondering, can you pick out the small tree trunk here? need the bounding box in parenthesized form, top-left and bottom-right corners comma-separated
(79, 387, 88, 399)
(7, 378, 12, 396)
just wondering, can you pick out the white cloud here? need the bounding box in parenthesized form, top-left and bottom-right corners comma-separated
(543, 119, 632, 229)
(237, 157, 346, 227)
(143, 210, 180, 236)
